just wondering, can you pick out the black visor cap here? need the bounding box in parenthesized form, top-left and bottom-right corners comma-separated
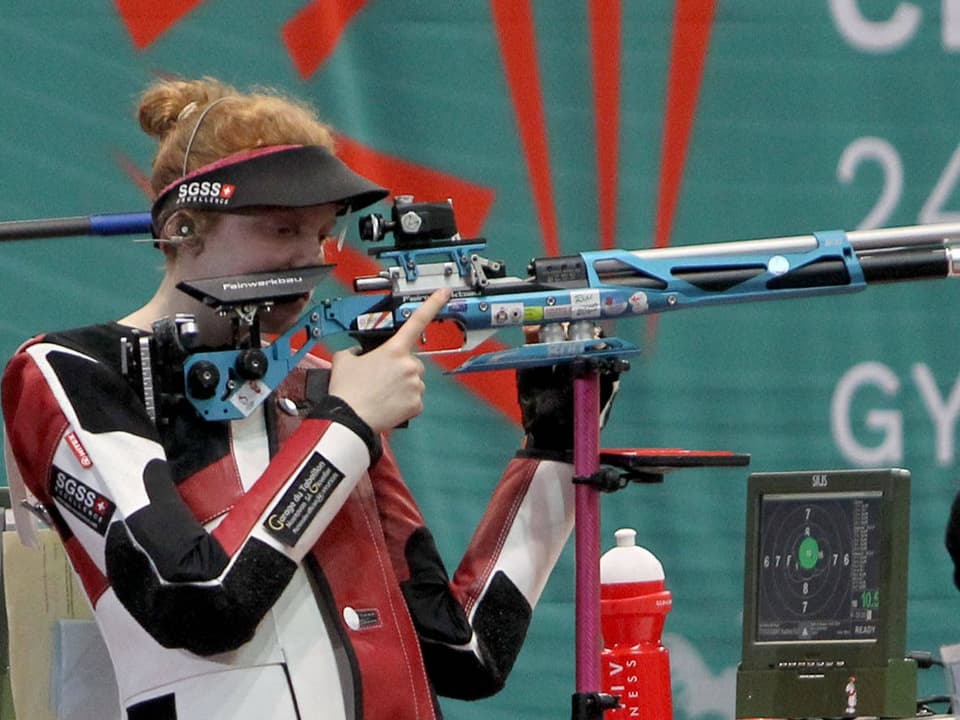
(151, 145, 389, 236)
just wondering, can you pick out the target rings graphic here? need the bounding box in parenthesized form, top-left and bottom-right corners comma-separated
(757, 497, 857, 640)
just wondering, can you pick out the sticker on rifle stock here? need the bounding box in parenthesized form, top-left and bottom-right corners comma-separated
(491, 302, 524, 326)
(230, 380, 271, 417)
(356, 311, 394, 330)
(570, 289, 601, 318)
(543, 304, 571, 321)
(603, 295, 628, 316)
(523, 306, 544, 323)
(628, 291, 649, 313)
(264, 452, 344, 547)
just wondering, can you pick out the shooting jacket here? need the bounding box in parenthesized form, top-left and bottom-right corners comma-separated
(1, 323, 575, 720)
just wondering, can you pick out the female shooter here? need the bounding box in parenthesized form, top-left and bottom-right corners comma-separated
(1, 77, 597, 719)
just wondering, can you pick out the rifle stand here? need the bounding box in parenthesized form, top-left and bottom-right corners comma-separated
(568, 361, 750, 719)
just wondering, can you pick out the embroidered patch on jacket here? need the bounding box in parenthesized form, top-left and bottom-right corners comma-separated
(264, 452, 344, 547)
(65, 432, 93, 468)
(51, 466, 115, 535)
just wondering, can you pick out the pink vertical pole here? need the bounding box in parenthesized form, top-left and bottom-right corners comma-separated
(573, 369, 602, 692)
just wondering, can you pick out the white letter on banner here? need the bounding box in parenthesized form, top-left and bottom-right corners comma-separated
(837, 137, 903, 229)
(912, 364, 960, 466)
(920, 142, 960, 223)
(831, 362, 903, 465)
(829, 0, 921, 52)
(945, 0, 960, 49)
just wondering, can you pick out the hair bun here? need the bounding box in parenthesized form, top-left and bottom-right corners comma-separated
(138, 77, 234, 140)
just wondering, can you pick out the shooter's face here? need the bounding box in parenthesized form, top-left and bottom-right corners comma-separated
(187, 203, 339, 333)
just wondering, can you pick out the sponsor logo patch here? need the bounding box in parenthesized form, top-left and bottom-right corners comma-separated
(65, 432, 93, 468)
(176, 180, 236, 207)
(264, 452, 344, 547)
(51, 466, 115, 535)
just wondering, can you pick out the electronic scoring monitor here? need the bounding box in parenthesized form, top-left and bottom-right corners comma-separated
(736, 468, 916, 719)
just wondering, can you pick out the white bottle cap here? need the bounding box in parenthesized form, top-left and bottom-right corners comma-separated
(600, 527, 665, 584)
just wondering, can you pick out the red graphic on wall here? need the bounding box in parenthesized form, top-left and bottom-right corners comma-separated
(283, 0, 370, 79)
(490, 0, 561, 258)
(491, 0, 716, 254)
(655, 0, 717, 249)
(646, 0, 716, 349)
(590, 0, 622, 251)
(114, 0, 206, 49)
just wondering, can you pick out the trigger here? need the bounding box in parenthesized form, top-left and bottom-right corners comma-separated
(414, 319, 470, 354)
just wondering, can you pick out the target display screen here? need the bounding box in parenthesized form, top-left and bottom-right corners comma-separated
(756, 491, 882, 643)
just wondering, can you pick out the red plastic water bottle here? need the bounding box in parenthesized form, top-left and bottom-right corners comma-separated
(600, 528, 673, 720)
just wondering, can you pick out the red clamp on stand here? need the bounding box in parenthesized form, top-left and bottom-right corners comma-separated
(569, 359, 749, 720)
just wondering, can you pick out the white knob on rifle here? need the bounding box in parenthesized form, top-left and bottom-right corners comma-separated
(600, 528, 664, 585)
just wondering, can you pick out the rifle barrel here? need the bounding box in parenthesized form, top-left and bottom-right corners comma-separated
(628, 223, 960, 263)
(848, 222, 960, 250)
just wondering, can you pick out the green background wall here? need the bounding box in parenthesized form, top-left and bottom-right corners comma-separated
(2, 1, 960, 718)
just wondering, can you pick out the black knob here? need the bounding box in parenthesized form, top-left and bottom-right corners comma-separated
(235, 349, 268, 380)
(187, 361, 220, 400)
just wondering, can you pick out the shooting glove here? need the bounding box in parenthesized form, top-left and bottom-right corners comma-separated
(300, 368, 383, 465)
(517, 361, 621, 460)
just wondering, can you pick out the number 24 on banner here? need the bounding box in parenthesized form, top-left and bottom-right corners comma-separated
(837, 136, 960, 230)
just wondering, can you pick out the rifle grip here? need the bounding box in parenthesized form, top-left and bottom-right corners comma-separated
(350, 329, 396, 355)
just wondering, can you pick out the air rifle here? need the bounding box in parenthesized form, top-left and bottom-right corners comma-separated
(5, 198, 960, 424)
(148, 197, 959, 423)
